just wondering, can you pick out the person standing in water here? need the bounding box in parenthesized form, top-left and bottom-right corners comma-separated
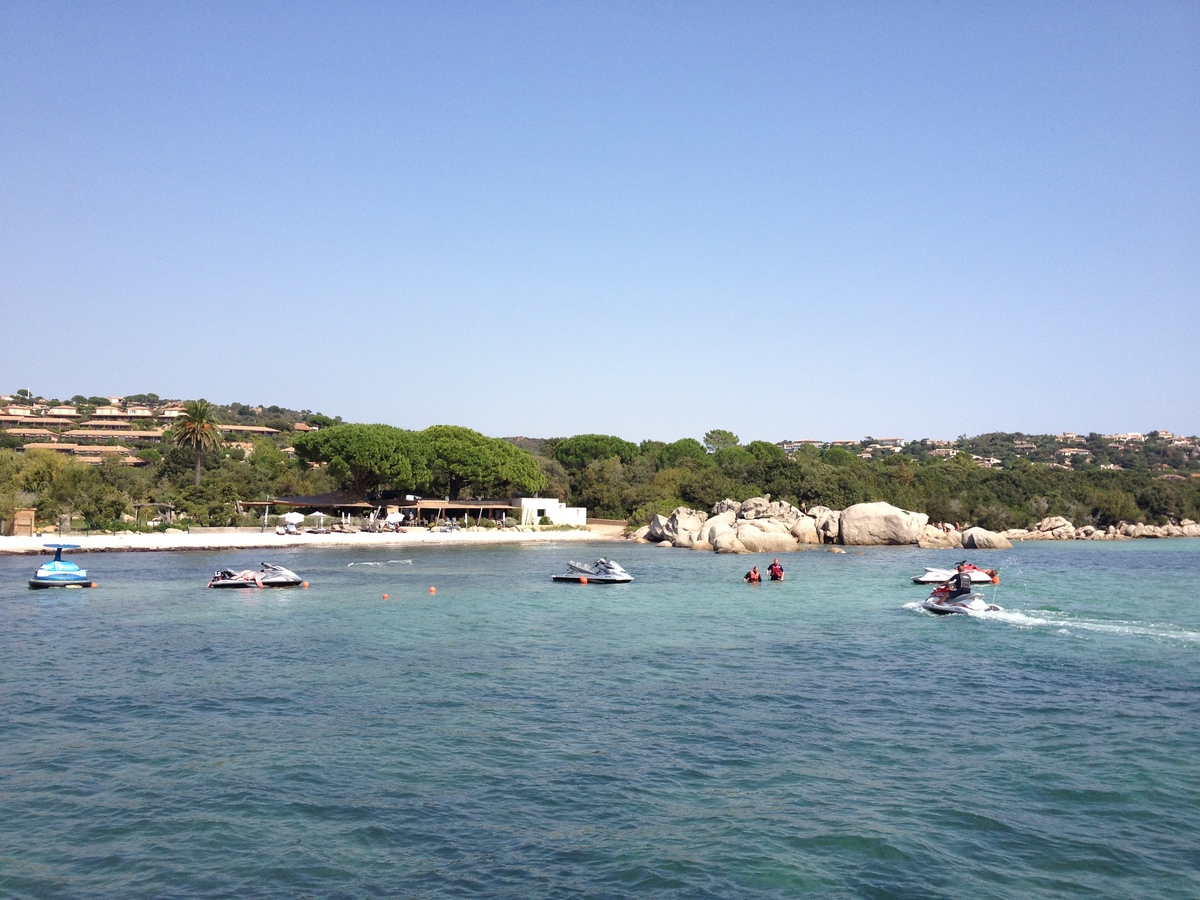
(743, 566, 761, 584)
(767, 558, 785, 581)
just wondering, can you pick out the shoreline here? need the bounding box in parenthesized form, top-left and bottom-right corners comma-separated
(0, 525, 627, 556)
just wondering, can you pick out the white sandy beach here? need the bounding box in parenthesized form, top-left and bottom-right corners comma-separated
(0, 525, 626, 555)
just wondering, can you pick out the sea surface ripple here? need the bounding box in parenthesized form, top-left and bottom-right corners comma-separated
(1, 540, 1198, 898)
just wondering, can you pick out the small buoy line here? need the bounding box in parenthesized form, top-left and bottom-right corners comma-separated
(379, 588, 436, 602)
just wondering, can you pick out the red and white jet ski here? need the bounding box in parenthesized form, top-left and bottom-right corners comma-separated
(912, 562, 1000, 585)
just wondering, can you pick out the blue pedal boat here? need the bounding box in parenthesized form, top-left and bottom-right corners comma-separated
(29, 544, 94, 589)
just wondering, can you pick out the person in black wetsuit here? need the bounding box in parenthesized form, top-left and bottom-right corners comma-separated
(767, 559, 785, 581)
(945, 563, 974, 600)
(743, 566, 761, 584)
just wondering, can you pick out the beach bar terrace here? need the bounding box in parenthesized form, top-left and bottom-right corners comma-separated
(370, 497, 584, 526)
(240, 492, 585, 527)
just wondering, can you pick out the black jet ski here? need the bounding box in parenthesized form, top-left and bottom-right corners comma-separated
(208, 563, 304, 589)
(552, 558, 633, 584)
(921, 592, 1002, 615)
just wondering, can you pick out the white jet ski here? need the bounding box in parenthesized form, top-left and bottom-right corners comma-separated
(208, 563, 305, 589)
(921, 592, 1002, 615)
(912, 562, 999, 585)
(552, 558, 633, 584)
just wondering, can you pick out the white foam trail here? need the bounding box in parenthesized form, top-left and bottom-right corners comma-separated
(908, 600, 1200, 644)
(347, 560, 413, 567)
(1053, 617, 1200, 644)
(983, 609, 1055, 627)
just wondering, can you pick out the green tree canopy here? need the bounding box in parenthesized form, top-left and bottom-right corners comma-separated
(638, 439, 666, 458)
(714, 446, 757, 482)
(534, 456, 571, 502)
(169, 400, 224, 487)
(821, 447, 858, 467)
(293, 424, 422, 496)
(658, 438, 709, 470)
(703, 429, 740, 453)
(573, 456, 629, 519)
(678, 462, 737, 510)
(552, 434, 640, 471)
(16, 448, 66, 494)
(745, 440, 787, 464)
(420, 425, 547, 500)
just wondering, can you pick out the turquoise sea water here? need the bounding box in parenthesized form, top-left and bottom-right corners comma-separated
(1, 540, 1198, 898)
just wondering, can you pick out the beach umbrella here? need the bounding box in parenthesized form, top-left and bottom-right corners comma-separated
(310, 511, 329, 522)
(385, 512, 404, 524)
(281, 512, 305, 524)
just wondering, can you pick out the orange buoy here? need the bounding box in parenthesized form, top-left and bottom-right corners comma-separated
(429, 586, 437, 595)
(382, 593, 389, 600)
(302, 582, 309, 588)
(579, 576, 588, 585)
(90, 582, 97, 588)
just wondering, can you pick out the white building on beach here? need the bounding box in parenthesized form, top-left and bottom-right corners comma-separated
(514, 497, 587, 526)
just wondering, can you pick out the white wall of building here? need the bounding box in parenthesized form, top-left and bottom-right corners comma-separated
(514, 497, 587, 526)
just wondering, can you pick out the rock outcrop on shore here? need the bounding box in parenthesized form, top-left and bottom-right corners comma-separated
(631, 499, 1198, 552)
(838, 502, 928, 546)
(962, 526, 1013, 550)
(1001, 516, 1200, 541)
(634, 498, 931, 553)
(918, 524, 962, 549)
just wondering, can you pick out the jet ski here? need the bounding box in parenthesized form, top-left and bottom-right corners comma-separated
(28, 544, 94, 589)
(922, 593, 1002, 615)
(921, 587, 1002, 615)
(552, 558, 633, 584)
(208, 563, 305, 589)
(912, 562, 999, 585)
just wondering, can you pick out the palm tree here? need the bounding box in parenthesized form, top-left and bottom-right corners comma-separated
(172, 399, 223, 486)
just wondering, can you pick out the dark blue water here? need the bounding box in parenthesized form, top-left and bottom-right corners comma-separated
(2, 541, 1198, 898)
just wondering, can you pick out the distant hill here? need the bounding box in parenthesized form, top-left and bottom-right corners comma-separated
(502, 436, 547, 455)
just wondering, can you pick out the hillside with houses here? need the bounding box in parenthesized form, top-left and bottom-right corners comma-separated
(775, 431, 1200, 476)
(0, 391, 335, 469)
(1, 389, 1198, 536)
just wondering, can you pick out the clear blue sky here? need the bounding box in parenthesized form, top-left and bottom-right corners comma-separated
(2, 2, 1197, 442)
